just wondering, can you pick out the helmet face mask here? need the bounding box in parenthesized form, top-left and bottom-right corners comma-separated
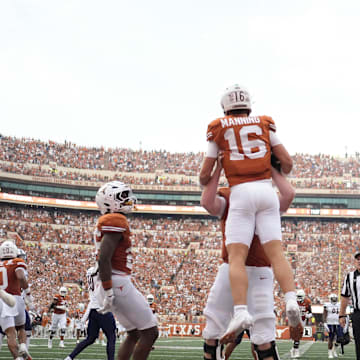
(221, 84, 252, 114)
(59, 287, 67, 297)
(96, 181, 137, 215)
(296, 289, 305, 302)
(330, 293, 338, 304)
(0, 241, 18, 260)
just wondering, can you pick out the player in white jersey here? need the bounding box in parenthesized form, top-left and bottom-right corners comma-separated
(64, 266, 116, 360)
(323, 294, 343, 358)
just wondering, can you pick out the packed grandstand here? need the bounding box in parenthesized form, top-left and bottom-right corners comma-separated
(0, 134, 360, 336)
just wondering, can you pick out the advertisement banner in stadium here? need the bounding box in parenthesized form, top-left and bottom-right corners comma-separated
(163, 324, 315, 339)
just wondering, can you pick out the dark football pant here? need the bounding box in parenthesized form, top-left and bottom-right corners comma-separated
(352, 311, 360, 360)
(69, 309, 116, 360)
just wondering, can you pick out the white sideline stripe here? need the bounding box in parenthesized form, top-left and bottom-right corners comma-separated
(281, 341, 314, 359)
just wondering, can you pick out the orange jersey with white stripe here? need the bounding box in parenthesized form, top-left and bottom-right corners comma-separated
(52, 294, 68, 315)
(218, 187, 271, 267)
(298, 298, 312, 322)
(206, 115, 276, 187)
(94, 213, 133, 274)
(0, 258, 27, 295)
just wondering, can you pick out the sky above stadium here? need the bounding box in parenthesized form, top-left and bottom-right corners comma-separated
(1, 0, 360, 157)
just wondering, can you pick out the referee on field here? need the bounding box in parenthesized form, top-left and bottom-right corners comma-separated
(340, 251, 360, 359)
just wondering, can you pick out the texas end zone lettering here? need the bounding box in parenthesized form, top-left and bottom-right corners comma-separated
(220, 116, 260, 128)
(168, 324, 202, 336)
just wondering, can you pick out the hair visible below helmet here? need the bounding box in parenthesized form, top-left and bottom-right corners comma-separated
(330, 293, 338, 304)
(96, 181, 137, 215)
(59, 286, 67, 296)
(147, 294, 154, 305)
(0, 240, 19, 260)
(296, 289, 305, 302)
(220, 84, 252, 114)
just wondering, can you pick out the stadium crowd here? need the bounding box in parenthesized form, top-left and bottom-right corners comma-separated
(0, 204, 359, 326)
(1, 135, 360, 190)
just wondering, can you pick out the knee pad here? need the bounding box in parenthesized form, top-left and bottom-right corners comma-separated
(253, 341, 280, 360)
(293, 341, 299, 349)
(203, 340, 224, 360)
(251, 317, 276, 345)
(60, 328, 66, 336)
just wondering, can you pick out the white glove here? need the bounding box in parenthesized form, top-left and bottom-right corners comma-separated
(99, 288, 114, 314)
(324, 323, 329, 332)
(306, 312, 313, 319)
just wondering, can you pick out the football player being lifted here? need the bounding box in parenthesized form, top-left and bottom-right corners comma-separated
(95, 181, 158, 360)
(48, 286, 68, 348)
(323, 293, 344, 358)
(290, 290, 312, 358)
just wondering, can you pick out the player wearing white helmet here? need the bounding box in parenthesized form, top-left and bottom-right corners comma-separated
(48, 286, 68, 348)
(324, 293, 343, 358)
(95, 181, 158, 360)
(290, 290, 312, 358)
(200, 85, 298, 345)
(0, 240, 32, 360)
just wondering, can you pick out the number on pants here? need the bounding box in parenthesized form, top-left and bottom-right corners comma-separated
(0, 266, 8, 290)
(224, 125, 267, 160)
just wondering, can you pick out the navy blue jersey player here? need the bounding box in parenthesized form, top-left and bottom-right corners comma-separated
(64, 265, 116, 360)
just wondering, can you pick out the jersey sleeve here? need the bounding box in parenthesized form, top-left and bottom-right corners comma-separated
(264, 116, 276, 133)
(14, 258, 27, 271)
(206, 119, 219, 142)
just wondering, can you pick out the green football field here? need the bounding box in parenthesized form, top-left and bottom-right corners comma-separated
(0, 337, 357, 359)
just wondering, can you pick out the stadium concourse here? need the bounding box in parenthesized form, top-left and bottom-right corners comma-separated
(0, 134, 360, 340)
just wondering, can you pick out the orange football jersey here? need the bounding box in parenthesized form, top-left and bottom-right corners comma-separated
(0, 257, 27, 295)
(53, 294, 68, 315)
(94, 213, 132, 274)
(298, 298, 312, 322)
(218, 187, 271, 267)
(206, 115, 276, 187)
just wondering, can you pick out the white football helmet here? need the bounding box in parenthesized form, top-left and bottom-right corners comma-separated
(59, 286, 67, 296)
(96, 181, 137, 215)
(0, 240, 18, 259)
(296, 289, 305, 302)
(330, 293, 338, 304)
(220, 84, 252, 114)
(147, 294, 154, 305)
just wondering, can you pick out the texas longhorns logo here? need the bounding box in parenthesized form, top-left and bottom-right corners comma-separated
(276, 327, 289, 338)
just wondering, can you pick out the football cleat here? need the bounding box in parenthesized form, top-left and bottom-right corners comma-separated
(286, 299, 301, 327)
(19, 343, 32, 360)
(59, 340, 65, 348)
(220, 310, 253, 344)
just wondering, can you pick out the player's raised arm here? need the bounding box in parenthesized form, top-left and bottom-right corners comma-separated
(271, 167, 296, 212)
(271, 144, 293, 175)
(200, 154, 225, 217)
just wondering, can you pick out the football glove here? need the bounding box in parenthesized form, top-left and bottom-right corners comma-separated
(99, 288, 114, 314)
(271, 153, 282, 172)
(289, 323, 303, 342)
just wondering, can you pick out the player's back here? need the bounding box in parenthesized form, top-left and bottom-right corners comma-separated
(0, 257, 27, 295)
(207, 115, 275, 186)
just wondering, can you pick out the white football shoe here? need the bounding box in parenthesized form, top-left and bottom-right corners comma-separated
(294, 348, 300, 358)
(286, 299, 301, 327)
(59, 340, 65, 348)
(219, 310, 253, 344)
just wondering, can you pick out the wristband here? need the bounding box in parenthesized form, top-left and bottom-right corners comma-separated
(102, 280, 112, 290)
(339, 315, 347, 318)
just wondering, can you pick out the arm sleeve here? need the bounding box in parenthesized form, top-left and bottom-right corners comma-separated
(270, 131, 282, 147)
(206, 141, 219, 158)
